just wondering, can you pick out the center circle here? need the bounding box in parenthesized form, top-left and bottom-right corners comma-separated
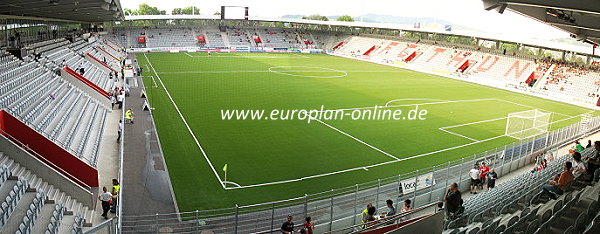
(268, 66, 347, 78)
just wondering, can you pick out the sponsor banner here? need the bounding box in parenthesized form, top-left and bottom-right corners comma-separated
(398, 172, 435, 194)
(126, 47, 323, 54)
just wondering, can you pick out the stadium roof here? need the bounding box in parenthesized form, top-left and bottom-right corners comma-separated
(0, 0, 124, 22)
(482, 0, 600, 45)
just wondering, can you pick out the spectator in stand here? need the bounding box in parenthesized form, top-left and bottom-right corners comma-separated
(546, 151, 554, 161)
(468, 165, 480, 194)
(361, 203, 374, 226)
(444, 183, 462, 218)
(400, 199, 413, 221)
(542, 161, 573, 200)
(487, 169, 498, 190)
(380, 199, 396, 218)
(572, 152, 586, 179)
(586, 140, 592, 148)
(479, 163, 489, 189)
(280, 215, 296, 234)
(575, 140, 585, 152)
(365, 206, 377, 226)
(300, 217, 314, 234)
(531, 159, 548, 173)
(584, 141, 600, 176)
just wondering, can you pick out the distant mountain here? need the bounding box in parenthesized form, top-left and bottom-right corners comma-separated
(281, 15, 305, 19)
(359, 14, 453, 26)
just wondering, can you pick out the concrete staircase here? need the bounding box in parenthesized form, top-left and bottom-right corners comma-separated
(0, 152, 94, 233)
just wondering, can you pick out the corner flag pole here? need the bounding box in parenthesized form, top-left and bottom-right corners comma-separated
(223, 164, 228, 184)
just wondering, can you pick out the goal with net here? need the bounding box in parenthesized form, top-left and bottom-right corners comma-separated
(505, 109, 552, 140)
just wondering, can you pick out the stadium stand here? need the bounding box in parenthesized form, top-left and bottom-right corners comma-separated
(146, 27, 197, 48)
(202, 29, 228, 48)
(443, 149, 600, 234)
(331, 35, 600, 107)
(0, 157, 90, 233)
(0, 54, 109, 167)
(227, 27, 253, 48)
(0, 32, 129, 232)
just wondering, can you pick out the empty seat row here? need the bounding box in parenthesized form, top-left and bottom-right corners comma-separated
(71, 213, 84, 234)
(16, 191, 46, 234)
(45, 203, 65, 234)
(0, 179, 28, 229)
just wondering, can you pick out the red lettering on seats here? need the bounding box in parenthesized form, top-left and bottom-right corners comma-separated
(426, 48, 446, 62)
(475, 56, 499, 72)
(503, 60, 531, 79)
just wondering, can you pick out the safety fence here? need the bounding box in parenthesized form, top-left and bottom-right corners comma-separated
(119, 115, 600, 233)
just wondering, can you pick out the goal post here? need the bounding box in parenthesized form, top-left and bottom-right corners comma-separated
(505, 109, 552, 140)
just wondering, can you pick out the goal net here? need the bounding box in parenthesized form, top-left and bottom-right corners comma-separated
(505, 109, 552, 140)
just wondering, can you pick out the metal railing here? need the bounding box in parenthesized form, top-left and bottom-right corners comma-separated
(120, 114, 600, 233)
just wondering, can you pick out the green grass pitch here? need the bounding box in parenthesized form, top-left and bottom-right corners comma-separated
(137, 52, 594, 211)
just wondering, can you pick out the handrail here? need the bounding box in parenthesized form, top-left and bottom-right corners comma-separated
(0, 125, 92, 191)
(84, 217, 117, 234)
(328, 201, 441, 234)
(117, 94, 125, 233)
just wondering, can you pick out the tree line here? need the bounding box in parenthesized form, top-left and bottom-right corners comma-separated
(123, 4, 354, 22)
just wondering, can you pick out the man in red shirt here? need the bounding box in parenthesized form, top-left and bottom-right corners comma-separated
(479, 162, 489, 189)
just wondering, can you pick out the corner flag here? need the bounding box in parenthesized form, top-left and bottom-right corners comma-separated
(222, 164, 228, 172)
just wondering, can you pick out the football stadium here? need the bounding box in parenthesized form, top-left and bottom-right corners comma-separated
(0, 0, 600, 233)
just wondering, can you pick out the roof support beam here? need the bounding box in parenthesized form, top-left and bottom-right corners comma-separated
(484, 0, 600, 15)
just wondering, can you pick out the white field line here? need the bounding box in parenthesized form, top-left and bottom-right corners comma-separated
(225, 97, 556, 189)
(320, 98, 497, 113)
(156, 70, 406, 74)
(184, 52, 193, 57)
(312, 118, 400, 160)
(223, 181, 242, 188)
(143, 53, 226, 189)
(438, 128, 479, 142)
(225, 134, 506, 190)
(494, 99, 574, 118)
(385, 98, 450, 106)
(141, 75, 158, 88)
(441, 117, 508, 129)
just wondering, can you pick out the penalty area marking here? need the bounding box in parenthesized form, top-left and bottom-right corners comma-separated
(269, 66, 348, 78)
(224, 97, 564, 190)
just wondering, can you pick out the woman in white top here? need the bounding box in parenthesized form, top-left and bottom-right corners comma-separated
(99, 187, 112, 219)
